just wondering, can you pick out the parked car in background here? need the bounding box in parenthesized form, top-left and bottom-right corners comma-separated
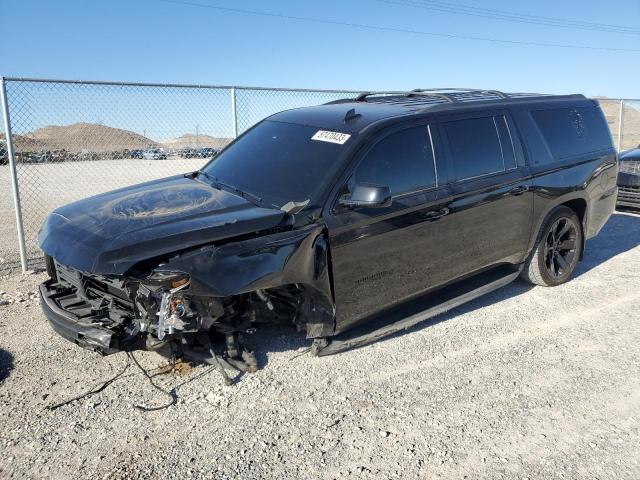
(0, 142, 7, 165)
(181, 148, 195, 158)
(617, 145, 640, 209)
(38, 88, 617, 368)
(129, 149, 144, 159)
(142, 148, 166, 160)
(197, 147, 218, 158)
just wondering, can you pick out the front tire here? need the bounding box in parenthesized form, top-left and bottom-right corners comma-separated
(521, 206, 583, 287)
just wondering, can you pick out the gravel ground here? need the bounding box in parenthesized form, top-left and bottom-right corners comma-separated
(0, 211, 639, 480)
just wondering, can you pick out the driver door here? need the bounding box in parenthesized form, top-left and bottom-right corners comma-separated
(325, 121, 454, 333)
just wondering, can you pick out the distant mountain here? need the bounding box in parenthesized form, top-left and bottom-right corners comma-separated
(20, 123, 158, 152)
(161, 134, 232, 150)
(0, 133, 46, 152)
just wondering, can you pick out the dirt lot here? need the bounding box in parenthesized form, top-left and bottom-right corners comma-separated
(0, 211, 639, 480)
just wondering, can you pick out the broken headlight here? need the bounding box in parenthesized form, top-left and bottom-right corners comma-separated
(136, 270, 195, 340)
(143, 270, 190, 288)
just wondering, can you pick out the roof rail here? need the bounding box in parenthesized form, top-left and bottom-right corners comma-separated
(356, 88, 511, 103)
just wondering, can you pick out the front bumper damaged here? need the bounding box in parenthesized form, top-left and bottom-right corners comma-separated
(39, 224, 336, 362)
(39, 282, 119, 354)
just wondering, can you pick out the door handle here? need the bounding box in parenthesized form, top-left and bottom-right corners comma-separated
(508, 185, 529, 196)
(423, 207, 450, 220)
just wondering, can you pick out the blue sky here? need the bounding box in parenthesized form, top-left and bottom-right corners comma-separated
(1, 0, 639, 98)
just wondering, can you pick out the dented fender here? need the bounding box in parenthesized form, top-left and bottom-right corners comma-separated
(157, 224, 336, 336)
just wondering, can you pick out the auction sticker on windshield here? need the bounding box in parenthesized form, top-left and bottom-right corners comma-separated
(311, 130, 351, 145)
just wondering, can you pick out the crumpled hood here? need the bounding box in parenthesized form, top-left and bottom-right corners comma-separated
(38, 174, 287, 274)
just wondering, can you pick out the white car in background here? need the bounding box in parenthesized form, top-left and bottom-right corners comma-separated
(142, 148, 166, 160)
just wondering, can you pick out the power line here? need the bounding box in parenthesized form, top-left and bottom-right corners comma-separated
(377, 0, 640, 35)
(155, 0, 640, 53)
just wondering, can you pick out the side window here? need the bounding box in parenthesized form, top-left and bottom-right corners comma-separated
(530, 106, 612, 161)
(354, 126, 436, 195)
(443, 116, 505, 181)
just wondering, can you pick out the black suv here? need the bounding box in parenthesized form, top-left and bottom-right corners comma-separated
(38, 89, 617, 366)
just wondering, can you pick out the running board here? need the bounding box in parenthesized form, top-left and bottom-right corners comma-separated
(314, 266, 522, 357)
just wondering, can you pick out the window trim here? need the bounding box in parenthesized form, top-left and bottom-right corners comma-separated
(493, 116, 507, 172)
(498, 115, 518, 171)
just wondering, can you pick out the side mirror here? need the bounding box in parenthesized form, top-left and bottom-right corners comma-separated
(338, 183, 392, 208)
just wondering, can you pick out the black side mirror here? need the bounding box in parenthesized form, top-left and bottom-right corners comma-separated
(338, 183, 392, 208)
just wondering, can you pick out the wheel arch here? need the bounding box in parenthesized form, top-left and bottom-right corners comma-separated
(527, 195, 589, 262)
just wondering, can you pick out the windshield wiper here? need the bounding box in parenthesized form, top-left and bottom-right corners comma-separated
(197, 171, 263, 207)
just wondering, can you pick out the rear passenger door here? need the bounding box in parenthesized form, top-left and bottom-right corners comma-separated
(433, 111, 533, 280)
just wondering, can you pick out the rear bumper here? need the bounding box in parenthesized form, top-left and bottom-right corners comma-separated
(39, 282, 118, 355)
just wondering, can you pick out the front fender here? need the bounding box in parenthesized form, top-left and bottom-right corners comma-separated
(157, 224, 335, 336)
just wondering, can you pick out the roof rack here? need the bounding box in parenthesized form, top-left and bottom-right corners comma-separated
(355, 88, 511, 104)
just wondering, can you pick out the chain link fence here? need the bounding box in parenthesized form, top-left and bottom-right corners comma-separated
(0, 78, 357, 272)
(0, 78, 638, 273)
(596, 98, 640, 152)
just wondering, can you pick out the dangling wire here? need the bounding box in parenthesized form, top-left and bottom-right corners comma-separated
(127, 351, 178, 412)
(47, 353, 131, 411)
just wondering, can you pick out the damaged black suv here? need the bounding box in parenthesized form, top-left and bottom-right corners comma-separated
(39, 89, 617, 367)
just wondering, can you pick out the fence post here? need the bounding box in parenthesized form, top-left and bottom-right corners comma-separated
(617, 99, 624, 152)
(231, 86, 238, 139)
(0, 77, 28, 273)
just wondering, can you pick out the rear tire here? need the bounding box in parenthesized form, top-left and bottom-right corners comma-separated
(520, 206, 583, 287)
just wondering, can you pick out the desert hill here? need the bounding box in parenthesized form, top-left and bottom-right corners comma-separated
(0, 133, 46, 152)
(24, 123, 158, 152)
(161, 134, 232, 150)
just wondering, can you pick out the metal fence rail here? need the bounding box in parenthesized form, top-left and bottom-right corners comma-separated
(0, 77, 638, 273)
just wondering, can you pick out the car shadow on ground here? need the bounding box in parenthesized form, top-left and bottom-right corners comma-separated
(0, 348, 15, 383)
(574, 210, 640, 278)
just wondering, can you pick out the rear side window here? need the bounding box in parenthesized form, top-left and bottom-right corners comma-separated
(531, 106, 612, 160)
(443, 116, 509, 181)
(355, 126, 436, 195)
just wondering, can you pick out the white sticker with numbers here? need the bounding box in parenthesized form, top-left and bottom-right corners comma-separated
(311, 130, 351, 145)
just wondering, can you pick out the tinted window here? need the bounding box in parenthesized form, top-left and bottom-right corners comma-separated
(531, 106, 612, 160)
(354, 126, 436, 195)
(203, 121, 348, 206)
(444, 117, 505, 180)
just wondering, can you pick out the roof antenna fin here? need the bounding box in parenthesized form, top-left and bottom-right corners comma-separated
(343, 108, 362, 124)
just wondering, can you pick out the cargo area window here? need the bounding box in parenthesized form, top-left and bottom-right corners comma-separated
(354, 126, 436, 195)
(443, 116, 507, 181)
(530, 106, 612, 160)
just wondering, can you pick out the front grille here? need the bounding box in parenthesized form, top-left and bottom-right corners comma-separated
(618, 186, 640, 203)
(51, 260, 134, 322)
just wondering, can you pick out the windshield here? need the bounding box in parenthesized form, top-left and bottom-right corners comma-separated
(201, 120, 349, 207)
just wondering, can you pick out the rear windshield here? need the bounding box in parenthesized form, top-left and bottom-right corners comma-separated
(530, 106, 612, 160)
(202, 120, 349, 207)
